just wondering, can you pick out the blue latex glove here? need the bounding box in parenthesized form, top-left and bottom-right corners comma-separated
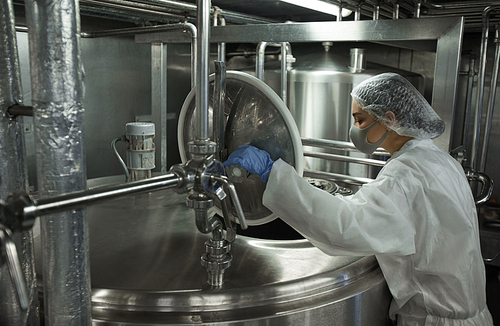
(223, 145, 274, 182)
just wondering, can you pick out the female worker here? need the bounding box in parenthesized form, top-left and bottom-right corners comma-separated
(223, 73, 493, 325)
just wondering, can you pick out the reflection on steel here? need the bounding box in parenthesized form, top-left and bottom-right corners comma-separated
(25, 0, 90, 323)
(304, 151, 387, 167)
(213, 61, 227, 160)
(196, 0, 210, 143)
(304, 169, 374, 186)
(471, 5, 500, 171)
(462, 53, 476, 152)
(0, 227, 29, 310)
(33, 181, 392, 325)
(466, 169, 494, 205)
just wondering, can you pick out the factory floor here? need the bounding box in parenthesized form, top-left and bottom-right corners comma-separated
(486, 264, 500, 324)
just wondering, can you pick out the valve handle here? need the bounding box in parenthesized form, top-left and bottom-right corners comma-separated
(0, 224, 29, 310)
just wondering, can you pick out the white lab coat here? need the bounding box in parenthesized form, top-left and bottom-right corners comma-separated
(263, 139, 493, 326)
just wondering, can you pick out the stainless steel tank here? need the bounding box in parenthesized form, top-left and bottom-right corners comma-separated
(263, 45, 424, 178)
(32, 176, 393, 325)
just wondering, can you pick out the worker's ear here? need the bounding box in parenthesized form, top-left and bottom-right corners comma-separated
(385, 111, 396, 123)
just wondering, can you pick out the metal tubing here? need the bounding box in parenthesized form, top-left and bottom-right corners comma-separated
(479, 25, 500, 172)
(256, 42, 290, 104)
(471, 6, 500, 170)
(25, 0, 91, 324)
(0, 0, 39, 323)
(304, 169, 374, 186)
(6, 104, 33, 117)
(213, 8, 226, 63)
(304, 151, 387, 167)
(25, 174, 180, 220)
(213, 61, 226, 160)
(302, 138, 390, 156)
(196, 0, 210, 141)
(462, 53, 476, 152)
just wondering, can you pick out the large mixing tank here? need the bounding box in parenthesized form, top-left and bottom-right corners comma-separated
(264, 47, 424, 177)
(33, 176, 392, 325)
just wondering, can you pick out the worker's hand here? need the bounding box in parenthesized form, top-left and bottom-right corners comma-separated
(223, 145, 274, 182)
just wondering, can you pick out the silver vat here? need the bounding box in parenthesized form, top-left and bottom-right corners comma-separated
(33, 176, 392, 325)
(264, 48, 423, 177)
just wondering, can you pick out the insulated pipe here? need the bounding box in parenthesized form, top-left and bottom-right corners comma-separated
(0, 0, 39, 324)
(471, 5, 500, 171)
(479, 25, 500, 172)
(195, 0, 210, 142)
(25, 0, 91, 325)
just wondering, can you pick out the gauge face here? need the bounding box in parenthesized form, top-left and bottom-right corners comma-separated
(178, 71, 303, 226)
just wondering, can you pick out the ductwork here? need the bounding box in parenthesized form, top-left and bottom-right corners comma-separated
(25, 0, 91, 324)
(0, 0, 39, 325)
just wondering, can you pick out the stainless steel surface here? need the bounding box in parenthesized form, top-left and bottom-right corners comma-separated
(136, 17, 464, 152)
(178, 71, 303, 225)
(32, 176, 392, 325)
(25, 0, 91, 324)
(213, 61, 226, 160)
(301, 137, 390, 156)
(0, 0, 39, 324)
(479, 24, 500, 172)
(273, 47, 415, 176)
(152, 43, 168, 173)
(466, 169, 494, 205)
(471, 6, 500, 171)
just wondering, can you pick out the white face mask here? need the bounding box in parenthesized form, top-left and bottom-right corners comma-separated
(349, 121, 390, 155)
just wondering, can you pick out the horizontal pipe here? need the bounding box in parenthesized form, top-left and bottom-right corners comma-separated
(301, 138, 390, 156)
(7, 104, 33, 116)
(81, 21, 188, 38)
(303, 169, 374, 186)
(23, 173, 180, 222)
(304, 151, 386, 167)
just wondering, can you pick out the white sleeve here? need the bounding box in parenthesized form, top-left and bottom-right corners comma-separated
(263, 159, 416, 256)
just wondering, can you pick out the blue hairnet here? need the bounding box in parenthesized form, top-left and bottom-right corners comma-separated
(351, 73, 445, 139)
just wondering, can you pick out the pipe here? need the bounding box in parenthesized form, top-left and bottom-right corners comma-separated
(25, 0, 91, 324)
(393, 1, 400, 19)
(303, 169, 374, 186)
(373, 0, 381, 20)
(0, 0, 39, 324)
(195, 0, 210, 142)
(22, 174, 180, 221)
(7, 104, 33, 117)
(301, 138, 390, 156)
(479, 25, 500, 172)
(471, 5, 500, 171)
(213, 7, 226, 63)
(462, 53, 476, 153)
(414, 1, 422, 18)
(256, 42, 291, 104)
(304, 151, 387, 167)
(213, 61, 226, 161)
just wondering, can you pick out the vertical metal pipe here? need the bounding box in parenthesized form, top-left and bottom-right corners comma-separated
(414, 1, 422, 18)
(393, 2, 400, 19)
(25, 0, 91, 325)
(281, 42, 288, 106)
(373, 1, 381, 20)
(196, 0, 210, 141)
(471, 6, 500, 170)
(213, 61, 226, 160)
(183, 22, 197, 89)
(0, 0, 39, 324)
(479, 25, 500, 172)
(462, 54, 476, 153)
(213, 7, 226, 63)
(256, 41, 268, 81)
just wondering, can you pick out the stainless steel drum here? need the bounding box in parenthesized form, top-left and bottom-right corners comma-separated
(33, 176, 393, 325)
(264, 47, 423, 178)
